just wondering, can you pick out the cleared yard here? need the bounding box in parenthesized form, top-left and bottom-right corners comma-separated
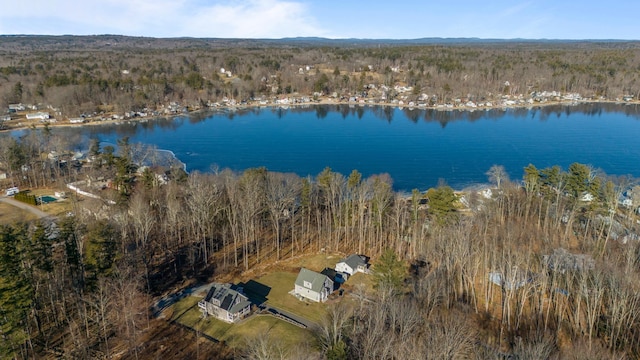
(0, 202, 38, 224)
(253, 271, 328, 323)
(170, 296, 314, 350)
(29, 188, 74, 216)
(0, 188, 74, 221)
(167, 252, 374, 356)
(341, 271, 375, 294)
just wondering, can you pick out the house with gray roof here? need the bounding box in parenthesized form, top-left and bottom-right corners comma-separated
(335, 254, 370, 277)
(294, 268, 334, 302)
(198, 283, 251, 323)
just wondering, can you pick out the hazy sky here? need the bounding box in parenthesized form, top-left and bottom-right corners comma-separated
(1, 0, 638, 40)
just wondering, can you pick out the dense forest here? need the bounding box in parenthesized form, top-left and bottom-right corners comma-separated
(0, 124, 639, 359)
(2, 36, 640, 120)
(2, 37, 640, 359)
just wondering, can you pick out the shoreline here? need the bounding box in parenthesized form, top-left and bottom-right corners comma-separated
(3, 97, 640, 133)
(3, 98, 638, 194)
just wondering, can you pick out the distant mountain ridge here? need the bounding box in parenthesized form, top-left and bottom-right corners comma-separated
(1, 34, 638, 52)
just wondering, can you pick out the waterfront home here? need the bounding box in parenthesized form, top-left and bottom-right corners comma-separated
(26, 112, 50, 120)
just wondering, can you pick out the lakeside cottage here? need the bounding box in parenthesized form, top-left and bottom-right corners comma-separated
(294, 268, 334, 302)
(198, 283, 251, 323)
(26, 112, 50, 120)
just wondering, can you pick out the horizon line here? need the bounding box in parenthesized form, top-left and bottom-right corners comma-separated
(1, 34, 638, 42)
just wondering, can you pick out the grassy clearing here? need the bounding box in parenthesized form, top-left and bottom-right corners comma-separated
(254, 271, 327, 323)
(171, 296, 314, 351)
(206, 315, 312, 348)
(0, 202, 37, 224)
(342, 271, 375, 294)
(169, 296, 201, 322)
(168, 252, 371, 354)
(29, 188, 74, 216)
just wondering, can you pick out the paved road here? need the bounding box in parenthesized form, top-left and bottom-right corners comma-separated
(152, 283, 213, 318)
(0, 196, 51, 219)
(261, 305, 316, 329)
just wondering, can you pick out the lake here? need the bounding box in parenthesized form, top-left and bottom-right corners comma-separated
(47, 103, 640, 191)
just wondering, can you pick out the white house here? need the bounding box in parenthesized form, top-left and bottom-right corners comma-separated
(8, 104, 25, 112)
(198, 283, 251, 323)
(26, 112, 50, 120)
(294, 268, 334, 302)
(335, 254, 370, 277)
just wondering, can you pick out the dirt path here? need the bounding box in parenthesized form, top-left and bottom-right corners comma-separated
(0, 196, 51, 219)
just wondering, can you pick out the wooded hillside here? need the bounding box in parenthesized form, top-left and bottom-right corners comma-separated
(2, 36, 640, 120)
(1, 126, 639, 358)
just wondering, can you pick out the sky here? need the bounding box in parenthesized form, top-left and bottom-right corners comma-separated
(0, 0, 639, 40)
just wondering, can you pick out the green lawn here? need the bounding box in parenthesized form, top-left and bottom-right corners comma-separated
(253, 271, 328, 323)
(0, 202, 37, 224)
(168, 252, 361, 353)
(171, 296, 314, 350)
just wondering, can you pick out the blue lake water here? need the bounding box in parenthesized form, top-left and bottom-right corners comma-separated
(49, 103, 640, 191)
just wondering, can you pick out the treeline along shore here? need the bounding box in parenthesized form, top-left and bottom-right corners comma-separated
(3, 36, 640, 131)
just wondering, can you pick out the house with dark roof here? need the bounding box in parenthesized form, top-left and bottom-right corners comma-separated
(294, 268, 334, 302)
(335, 254, 370, 277)
(198, 283, 251, 323)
